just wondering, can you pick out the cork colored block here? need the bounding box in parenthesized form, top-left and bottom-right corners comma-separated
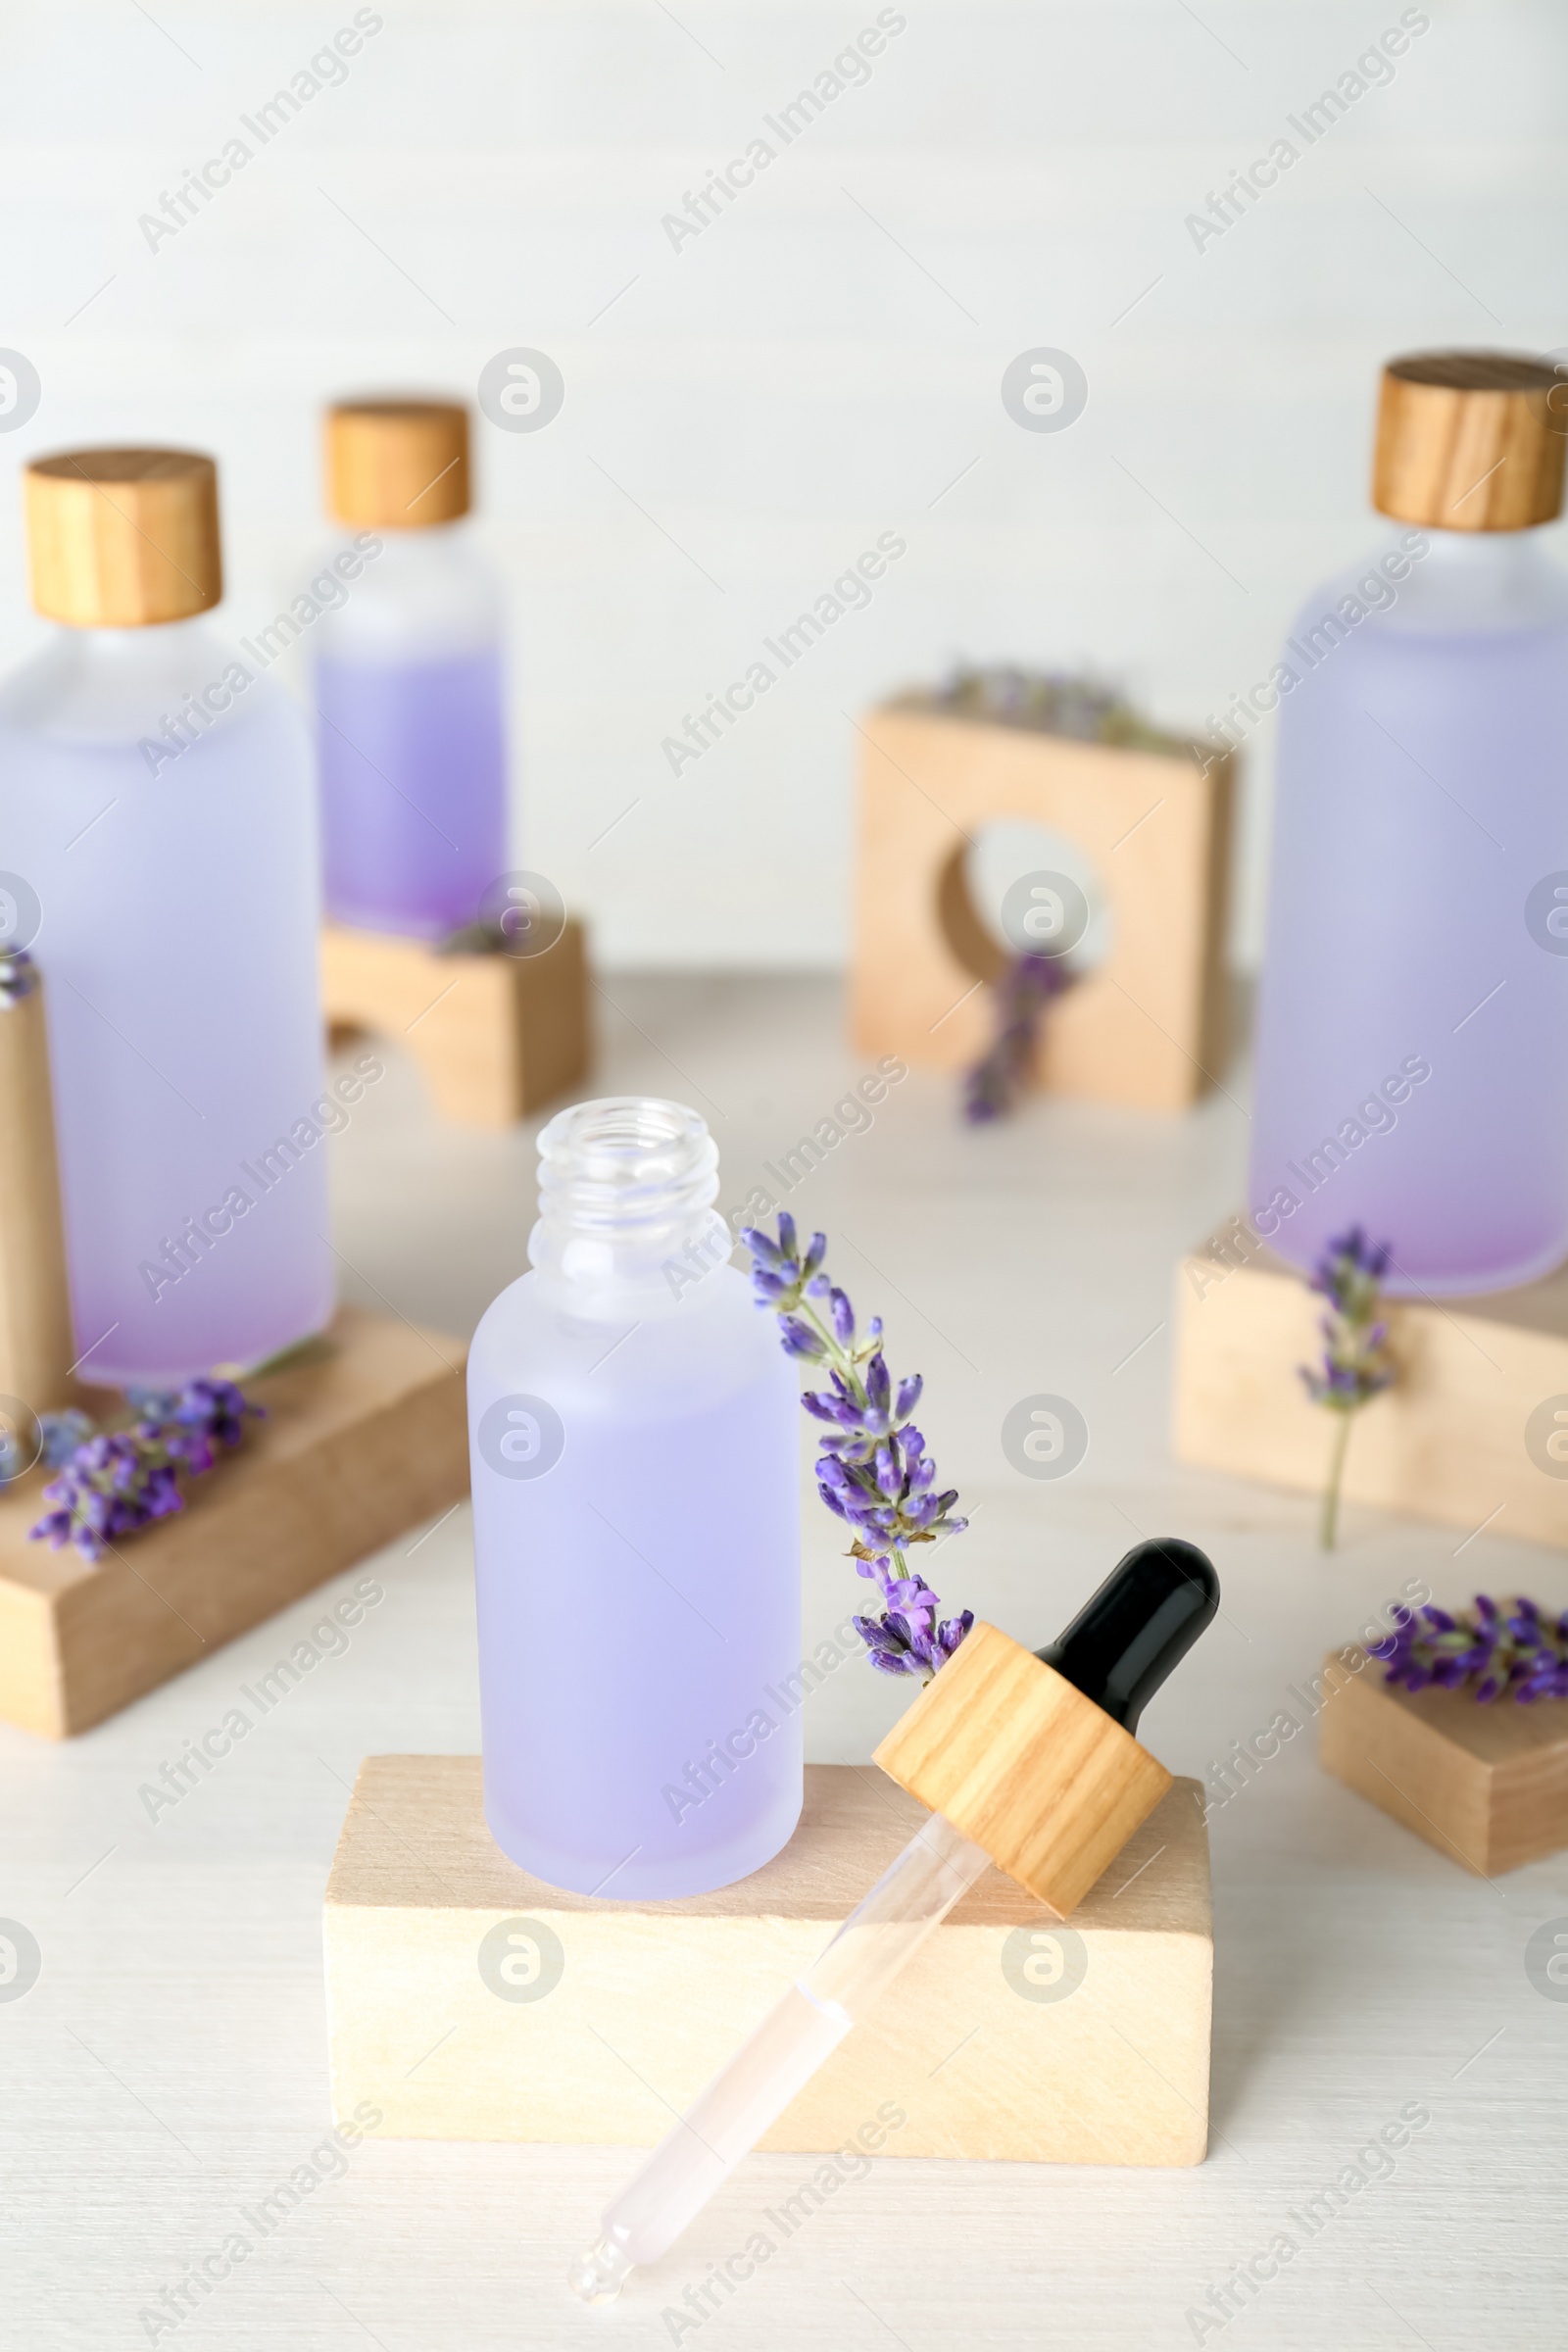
(0, 1305, 468, 1738)
(320, 918, 590, 1128)
(849, 705, 1234, 1111)
(322, 1758, 1212, 2167)
(1320, 1650, 1568, 1876)
(1172, 1218, 1568, 1547)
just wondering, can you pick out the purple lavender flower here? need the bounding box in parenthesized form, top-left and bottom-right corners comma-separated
(1298, 1227, 1396, 1551)
(1367, 1594, 1568, 1704)
(30, 1377, 262, 1562)
(0, 946, 38, 1005)
(963, 952, 1072, 1123)
(740, 1217, 972, 1682)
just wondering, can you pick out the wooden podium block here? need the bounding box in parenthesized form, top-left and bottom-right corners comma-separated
(849, 704, 1234, 1111)
(321, 918, 590, 1128)
(323, 1759, 1212, 2167)
(1320, 1651, 1568, 1875)
(1173, 1220, 1568, 1547)
(0, 1305, 468, 1738)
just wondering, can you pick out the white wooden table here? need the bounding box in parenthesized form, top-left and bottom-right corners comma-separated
(7, 977, 1565, 2349)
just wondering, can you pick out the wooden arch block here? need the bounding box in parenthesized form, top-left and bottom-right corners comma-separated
(850, 704, 1234, 1110)
(320, 920, 590, 1130)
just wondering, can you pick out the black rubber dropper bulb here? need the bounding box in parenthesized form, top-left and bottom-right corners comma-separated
(1035, 1537, 1220, 1734)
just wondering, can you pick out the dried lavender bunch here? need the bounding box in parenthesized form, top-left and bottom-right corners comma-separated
(919, 664, 1187, 755)
(964, 950, 1071, 1122)
(1368, 1594, 1568, 1704)
(741, 1213, 972, 1680)
(1298, 1227, 1395, 1551)
(39, 1409, 95, 1468)
(30, 1378, 261, 1562)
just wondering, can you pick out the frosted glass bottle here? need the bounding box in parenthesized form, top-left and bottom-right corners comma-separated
(1248, 352, 1568, 1296)
(467, 1099, 803, 1898)
(0, 447, 332, 1386)
(315, 399, 507, 940)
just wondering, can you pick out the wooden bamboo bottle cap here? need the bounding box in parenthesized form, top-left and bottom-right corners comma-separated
(1371, 350, 1566, 532)
(24, 448, 221, 627)
(874, 1623, 1172, 1917)
(326, 398, 471, 528)
(873, 1540, 1219, 1917)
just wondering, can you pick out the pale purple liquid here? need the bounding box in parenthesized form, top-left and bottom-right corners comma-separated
(316, 647, 507, 939)
(1250, 581, 1568, 1295)
(468, 1268, 804, 1898)
(0, 634, 333, 1384)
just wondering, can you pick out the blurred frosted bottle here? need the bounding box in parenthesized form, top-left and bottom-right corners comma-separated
(1249, 351, 1568, 1295)
(0, 448, 332, 1384)
(467, 1099, 803, 1898)
(315, 398, 508, 938)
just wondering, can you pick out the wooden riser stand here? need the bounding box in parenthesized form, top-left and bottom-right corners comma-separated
(0, 1306, 468, 1738)
(1319, 1650, 1568, 1876)
(1173, 1218, 1568, 1548)
(321, 919, 590, 1129)
(323, 1759, 1212, 2166)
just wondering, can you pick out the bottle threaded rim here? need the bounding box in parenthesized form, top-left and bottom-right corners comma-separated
(535, 1097, 718, 1254)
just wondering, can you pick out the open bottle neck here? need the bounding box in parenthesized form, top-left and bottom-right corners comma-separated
(528, 1097, 729, 1298)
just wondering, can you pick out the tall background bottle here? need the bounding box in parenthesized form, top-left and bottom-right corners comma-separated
(0, 448, 333, 1384)
(1248, 351, 1568, 1296)
(314, 398, 508, 939)
(467, 1098, 803, 1899)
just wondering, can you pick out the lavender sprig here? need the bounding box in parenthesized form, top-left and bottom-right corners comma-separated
(1367, 1594, 1568, 1704)
(963, 952, 1072, 1123)
(1298, 1226, 1395, 1551)
(29, 1378, 262, 1562)
(741, 1213, 972, 1681)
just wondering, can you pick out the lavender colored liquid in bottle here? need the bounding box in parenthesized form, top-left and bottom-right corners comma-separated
(0, 581, 332, 1383)
(312, 401, 509, 941)
(467, 1100, 804, 1898)
(1249, 525, 1568, 1295)
(317, 642, 506, 939)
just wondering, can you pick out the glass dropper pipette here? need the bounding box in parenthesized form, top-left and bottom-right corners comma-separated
(569, 1537, 1219, 2305)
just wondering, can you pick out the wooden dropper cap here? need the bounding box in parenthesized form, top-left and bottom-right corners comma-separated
(1371, 350, 1566, 532)
(326, 398, 471, 527)
(874, 1540, 1218, 1917)
(24, 447, 221, 626)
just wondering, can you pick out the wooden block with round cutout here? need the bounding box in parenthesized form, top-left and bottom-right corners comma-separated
(849, 702, 1234, 1110)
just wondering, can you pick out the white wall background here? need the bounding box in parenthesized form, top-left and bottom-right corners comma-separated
(2, 1, 1563, 967)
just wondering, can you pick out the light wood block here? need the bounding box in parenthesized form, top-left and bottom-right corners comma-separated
(323, 1758, 1211, 2165)
(849, 705, 1234, 1110)
(0, 1304, 467, 1738)
(1319, 1650, 1568, 1875)
(321, 918, 590, 1128)
(0, 976, 88, 1415)
(872, 1619, 1172, 1916)
(1173, 1218, 1568, 1548)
